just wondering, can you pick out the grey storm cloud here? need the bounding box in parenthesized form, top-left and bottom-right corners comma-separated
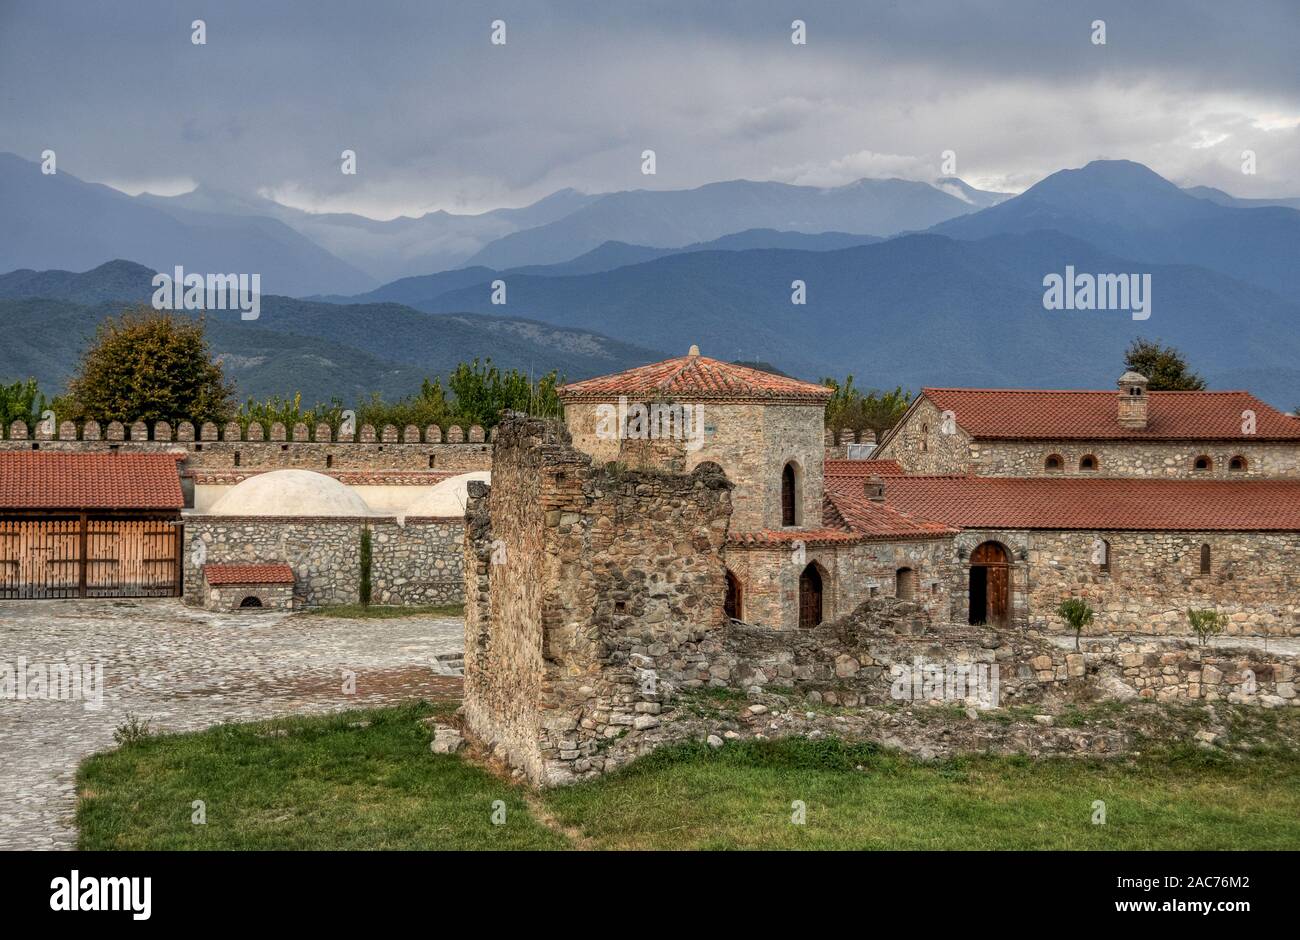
(0, 0, 1296, 216)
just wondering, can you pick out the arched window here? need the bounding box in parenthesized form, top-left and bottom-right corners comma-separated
(1079, 454, 1098, 471)
(1229, 455, 1247, 472)
(239, 595, 263, 608)
(920, 424, 929, 453)
(1194, 455, 1213, 471)
(1200, 544, 1211, 575)
(1093, 538, 1111, 572)
(895, 567, 917, 600)
(781, 462, 799, 526)
(724, 569, 743, 620)
(1044, 454, 1063, 471)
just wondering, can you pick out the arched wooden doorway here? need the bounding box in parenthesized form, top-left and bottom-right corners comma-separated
(724, 569, 743, 620)
(798, 563, 823, 628)
(968, 541, 1010, 625)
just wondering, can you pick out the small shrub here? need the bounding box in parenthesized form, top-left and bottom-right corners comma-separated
(359, 528, 372, 607)
(1056, 597, 1095, 650)
(1186, 608, 1227, 647)
(113, 713, 152, 746)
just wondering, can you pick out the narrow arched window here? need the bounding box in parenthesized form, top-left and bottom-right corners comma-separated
(895, 567, 916, 600)
(1229, 455, 1247, 472)
(1200, 544, 1211, 575)
(920, 424, 929, 453)
(781, 463, 797, 526)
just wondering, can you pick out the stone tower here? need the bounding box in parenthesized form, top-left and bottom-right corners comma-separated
(556, 346, 831, 533)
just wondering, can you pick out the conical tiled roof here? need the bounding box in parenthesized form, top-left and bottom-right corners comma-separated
(558, 348, 831, 404)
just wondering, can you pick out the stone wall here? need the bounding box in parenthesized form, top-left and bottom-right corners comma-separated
(462, 413, 734, 785)
(202, 581, 294, 611)
(1022, 529, 1300, 636)
(968, 439, 1300, 478)
(876, 400, 1300, 478)
(183, 516, 464, 608)
(874, 397, 975, 474)
(563, 400, 824, 533)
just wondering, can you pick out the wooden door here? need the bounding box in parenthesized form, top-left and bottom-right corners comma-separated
(798, 564, 822, 628)
(969, 541, 1009, 625)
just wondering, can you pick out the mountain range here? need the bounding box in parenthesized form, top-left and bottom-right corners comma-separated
(3, 157, 1299, 408)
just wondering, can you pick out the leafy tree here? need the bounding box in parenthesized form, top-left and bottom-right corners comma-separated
(446, 358, 561, 427)
(1056, 597, 1095, 651)
(64, 306, 234, 423)
(1186, 608, 1227, 647)
(1124, 339, 1206, 391)
(822, 375, 912, 441)
(0, 378, 52, 431)
(239, 393, 345, 439)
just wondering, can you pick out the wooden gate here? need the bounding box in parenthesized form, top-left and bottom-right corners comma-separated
(0, 517, 180, 599)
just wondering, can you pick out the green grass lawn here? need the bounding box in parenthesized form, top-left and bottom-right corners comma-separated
(77, 703, 1300, 850)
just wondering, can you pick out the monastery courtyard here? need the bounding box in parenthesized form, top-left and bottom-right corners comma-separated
(0, 599, 463, 850)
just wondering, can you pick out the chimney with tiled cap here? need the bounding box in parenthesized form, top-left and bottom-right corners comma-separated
(1117, 370, 1149, 429)
(864, 474, 886, 502)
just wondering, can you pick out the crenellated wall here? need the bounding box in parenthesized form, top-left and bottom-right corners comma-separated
(1, 418, 494, 473)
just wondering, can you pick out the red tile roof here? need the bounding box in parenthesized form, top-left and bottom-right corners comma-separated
(876, 475, 1300, 531)
(919, 388, 1300, 441)
(823, 489, 959, 539)
(204, 563, 295, 585)
(0, 452, 183, 510)
(729, 528, 867, 548)
(558, 352, 831, 403)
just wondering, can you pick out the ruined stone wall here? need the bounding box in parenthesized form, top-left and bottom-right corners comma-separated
(969, 439, 1300, 478)
(1023, 529, 1300, 636)
(874, 397, 975, 474)
(462, 413, 734, 785)
(182, 516, 464, 608)
(563, 400, 823, 533)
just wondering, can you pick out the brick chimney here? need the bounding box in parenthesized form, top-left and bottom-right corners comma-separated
(864, 475, 886, 502)
(1117, 371, 1149, 429)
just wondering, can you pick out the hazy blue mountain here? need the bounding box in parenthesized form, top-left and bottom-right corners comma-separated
(1183, 185, 1300, 212)
(325, 229, 885, 308)
(0, 153, 375, 297)
(930, 160, 1300, 298)
(0, 260, 155, 305)
(465, 177, 994, 269)
(408, 230, 1300, 408)
(139, 184, 601, 283)
(0, 264, 666, 403)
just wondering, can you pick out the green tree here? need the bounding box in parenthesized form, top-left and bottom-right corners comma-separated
(446, 358, 561, 427)
(822, 375, 912, 441)
(64, 306, 234, 423)
(0, 378, 52, 431)
(1056, 597, 1095, 651)
(1124, 339, 1207, 391)
(238, 393, 345, 439)
(1186, 608, 1227, 647)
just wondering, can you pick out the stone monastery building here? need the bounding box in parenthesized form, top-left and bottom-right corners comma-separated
(555, 350, 1300, 637)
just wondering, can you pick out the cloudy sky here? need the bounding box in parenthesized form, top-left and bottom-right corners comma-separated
(1, 0, 1297, 218)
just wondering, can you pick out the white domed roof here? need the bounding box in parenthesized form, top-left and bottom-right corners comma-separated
(404, 471, 491, 517)
(208, 469, 374, 517)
